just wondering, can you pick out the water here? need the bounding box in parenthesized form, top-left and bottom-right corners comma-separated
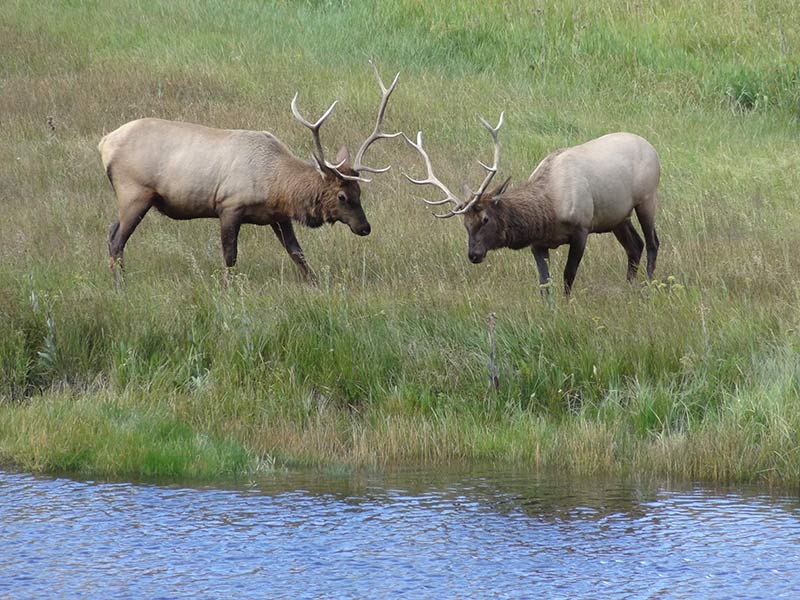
(1, 468, 799, 599)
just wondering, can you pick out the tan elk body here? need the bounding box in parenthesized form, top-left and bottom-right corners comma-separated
(404, 120, 661, 294)
(99, 63, 399, 286)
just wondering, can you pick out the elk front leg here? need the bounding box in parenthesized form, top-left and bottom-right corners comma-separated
(563, 229, 588, 296)
(271, 221, 315, 284)
(532, 245, 552, 294)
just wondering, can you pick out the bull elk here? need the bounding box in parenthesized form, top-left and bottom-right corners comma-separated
(98, 61, 400, 287)
(403, 115, 661, 295)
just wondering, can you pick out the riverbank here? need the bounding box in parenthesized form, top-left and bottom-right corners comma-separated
(1, 0, 799, 484)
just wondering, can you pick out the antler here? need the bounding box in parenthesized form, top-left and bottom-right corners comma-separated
(351, 60, 402, 181)
(403, 112, 505, 219)
(290, 93, 338, 165)
(291, 61, 400, 185)
(451, 112, 504, 215)
(291, 92, 367, 182)
(402, 131, 462, 219)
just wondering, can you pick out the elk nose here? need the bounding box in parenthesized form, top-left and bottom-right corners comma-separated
(468, 251, 483, 264)
(358, 223, 371, 236)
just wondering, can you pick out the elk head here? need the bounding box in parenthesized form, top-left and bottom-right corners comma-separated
(292, 61, 401, 236)
(402, 112, 508, 262)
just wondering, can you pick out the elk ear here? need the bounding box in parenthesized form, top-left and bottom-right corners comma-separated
(489, 176, 512, 198)
(335, 146, 350, 165)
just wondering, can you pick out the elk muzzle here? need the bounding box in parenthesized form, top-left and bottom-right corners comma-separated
(346, 218, 371, 236)
(468, 247, 486, 264)
(467, 233, 489, 263)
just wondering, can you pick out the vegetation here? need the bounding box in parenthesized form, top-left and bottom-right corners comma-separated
(1, 0, 799, 484)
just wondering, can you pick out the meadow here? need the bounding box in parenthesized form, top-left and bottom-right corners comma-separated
(1, 0, 799, 485)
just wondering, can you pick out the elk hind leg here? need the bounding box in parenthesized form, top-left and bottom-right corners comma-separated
(635, 198, 659, 279)
(219, 211, 242, 287)
(612, 221, 644, 281)
(109, 190, 153, 287)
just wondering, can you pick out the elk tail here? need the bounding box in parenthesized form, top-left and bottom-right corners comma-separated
(104, 161, 116, 192)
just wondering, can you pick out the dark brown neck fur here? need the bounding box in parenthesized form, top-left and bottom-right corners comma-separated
(493, 180, 557, 248)
(491, 151, 561, 248)
(271, 158, 337, 227)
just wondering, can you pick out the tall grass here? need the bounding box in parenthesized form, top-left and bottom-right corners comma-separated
(1, 0, 799, 484)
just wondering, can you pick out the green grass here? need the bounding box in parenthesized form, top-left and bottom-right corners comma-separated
(1, 0, 799, 484)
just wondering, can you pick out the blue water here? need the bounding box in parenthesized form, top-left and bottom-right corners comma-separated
(1, 468, 798, 599)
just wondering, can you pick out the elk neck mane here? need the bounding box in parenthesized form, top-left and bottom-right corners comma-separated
(494, 155, 559, 248)
(269, 154, 338, 227)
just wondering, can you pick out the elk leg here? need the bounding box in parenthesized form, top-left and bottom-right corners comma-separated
(108, 220, 120, 257)
(109, 195, 151, 288)
(563, 229, 588, 295)
(219, 211, 243, 287)
(532, 246, 552, 292)
(635, 204, 660, 279)
(271, 221, 315, 284)
(612, 221, 644, 281)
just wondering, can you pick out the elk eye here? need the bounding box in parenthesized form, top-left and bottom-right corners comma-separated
(337, 192, 347, 203)
(481, 214, 489, 225)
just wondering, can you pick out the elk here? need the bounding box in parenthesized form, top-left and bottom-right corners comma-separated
(403, 115, 661, 295)
(98, 62, 400, 287)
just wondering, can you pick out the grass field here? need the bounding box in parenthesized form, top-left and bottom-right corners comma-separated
(1, 0, 799, 484)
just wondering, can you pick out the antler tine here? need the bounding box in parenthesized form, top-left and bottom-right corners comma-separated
(402, 132, 461, 218)
(474, 112, 504, 189)
(351, 60, 402, 177)
(291, 92, 338, 163)
(452, 111, 504, 215)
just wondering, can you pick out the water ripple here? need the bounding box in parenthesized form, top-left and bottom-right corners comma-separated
(0, 470, 798, 599)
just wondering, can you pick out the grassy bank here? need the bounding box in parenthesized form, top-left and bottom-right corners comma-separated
(1, 0, 799, 484)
